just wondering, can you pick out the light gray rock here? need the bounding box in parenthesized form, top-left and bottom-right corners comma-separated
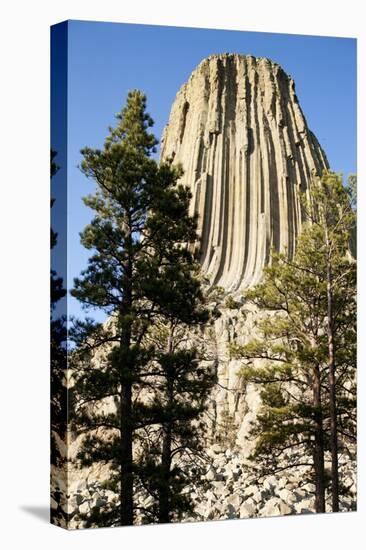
(263, 476, 277, 492)
(293, 489, 306, 501)
(279, 500, 293, 515)
(60, 501, 70, 515)
(302, 483, 316, 493)
(104, 489, 116, 501)
(343, 476, 354, 490)
(243, 485, 256, 497)
(349, 484, 357, 495)
(240, 502, 256, 517)
(195, 502, 209, 518)
(227, 493, 241, 508)
(294, 499, 314, 514)
(161, 54, 328, 294)
(252, 490, 265, 504)
(277, 488, 297, 504)
(78, 501, 90, 515)
(211, 481, 226, 494)
(50, 497, 58, 511)
(75, 480, 87, 492)
(259, 499, 281, 517)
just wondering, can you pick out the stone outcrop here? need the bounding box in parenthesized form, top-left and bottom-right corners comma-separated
(161, 54, 328, 291)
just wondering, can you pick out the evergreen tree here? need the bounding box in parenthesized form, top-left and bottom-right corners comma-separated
(231, 172, 356, 513)
(135, 321, 215, 524)
(50, 150, 68, 525)
(50, 150, 67, 468)
(70, 90, 209, 526)
(303, 172, 356, 511)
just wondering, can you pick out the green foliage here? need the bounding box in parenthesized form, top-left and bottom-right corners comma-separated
(70, 91, 211, 526)
(50, 149, 68, 525)
(135, 323, 216, 523)
(217, 406, 237, 449)
(224, 295, 241, 310)
(50, 150, 67, 466)
(233, 172, 356, 506)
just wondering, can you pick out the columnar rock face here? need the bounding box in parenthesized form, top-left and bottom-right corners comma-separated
(161, 54, 329, 290)
(161, 53, 331, 452)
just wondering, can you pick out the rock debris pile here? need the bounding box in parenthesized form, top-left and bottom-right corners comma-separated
(51, 446, 356, 528)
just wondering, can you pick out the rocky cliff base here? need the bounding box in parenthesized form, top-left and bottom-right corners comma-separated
(51, 445, 356, 529)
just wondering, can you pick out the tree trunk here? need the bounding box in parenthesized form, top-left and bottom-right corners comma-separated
(312, 365, 326, 513)
(328, 361, 339, 512)
(120, 381, 133, 525)
(158, 331, 174, 523)
(325, 228, 339, 512)
(158, 426, 172, 523)
(120, 230, 134, 525)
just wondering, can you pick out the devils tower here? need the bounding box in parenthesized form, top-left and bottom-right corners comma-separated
(161, 53, 333, 453)
(51, 51, 356, 528)
(161, 54, 329, 290)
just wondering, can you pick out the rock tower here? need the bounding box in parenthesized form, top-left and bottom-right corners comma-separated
(161, 54, 328, 290)
(161, 54, 330, 450)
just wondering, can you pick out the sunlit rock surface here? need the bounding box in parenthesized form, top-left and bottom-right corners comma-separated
(161, 54, 328, 290)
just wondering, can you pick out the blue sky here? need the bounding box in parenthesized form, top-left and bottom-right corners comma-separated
(59, 20, 356, 322)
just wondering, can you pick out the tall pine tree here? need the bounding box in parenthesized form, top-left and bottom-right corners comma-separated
(50, 150, 68, 524)
(70, 90, 210, 526)
(302, 172, 356, 511)
(50, 149, 67, 467)
(231, 172, 356, 513)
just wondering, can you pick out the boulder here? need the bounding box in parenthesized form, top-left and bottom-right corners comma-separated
(279, 500, 293, 515)
(79, 501, 90, 515)
(240, 502, 256, 517)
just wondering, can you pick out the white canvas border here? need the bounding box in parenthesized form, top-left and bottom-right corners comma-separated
(0, 1, 364, 548)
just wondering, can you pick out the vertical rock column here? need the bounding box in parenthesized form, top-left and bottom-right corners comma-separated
(161, 54, 328, 291)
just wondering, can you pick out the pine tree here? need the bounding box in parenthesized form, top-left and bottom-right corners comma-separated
(303, 172, 356, 511)
(231, 172, 356, 513)
(50, 150, 67, 467)
(135, 321, 215, 524)
(50, 150, 68, 524)
(70, 90, 209, 526)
